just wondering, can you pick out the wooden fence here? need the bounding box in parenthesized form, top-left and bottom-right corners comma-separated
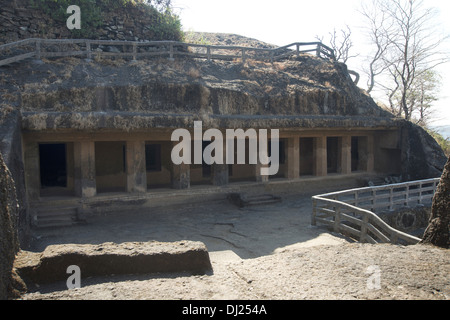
(311, 178, 440, 245)
(0, 38, 336, 67)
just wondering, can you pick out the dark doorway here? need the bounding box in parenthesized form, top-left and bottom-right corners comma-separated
(300, 138, 314, 176)
(327, 137, 339, 174)
(95, 141, 126, 193)
(39, 143, 67, 188)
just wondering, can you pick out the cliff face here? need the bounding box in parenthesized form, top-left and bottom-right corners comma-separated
(5, 50, 394, 132)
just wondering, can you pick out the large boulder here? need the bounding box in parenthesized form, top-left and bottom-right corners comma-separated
(421, 157, 450, 248)
(0, 152, 20, 299)
(400, 122, 447, 180)
(15, 241, 212, 285)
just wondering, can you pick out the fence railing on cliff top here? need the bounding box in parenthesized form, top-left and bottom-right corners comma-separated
(311, 178, 440, 245)
(0, 38, 336, 67)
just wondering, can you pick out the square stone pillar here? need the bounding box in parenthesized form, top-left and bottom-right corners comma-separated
(340, 136, 352, 174)
(24, 141, 40, 201)
(171, 163, 190, 189)
(313, 136, 327, 177)
(74, 141, 96, 198)
(255, 163, 269, 182)
(171, 141, 190, 189)
(255, 140, 269, 183)
(126, 141, 147, 193)
(212, 164, 229, 186)
(286, 136, 300, 179)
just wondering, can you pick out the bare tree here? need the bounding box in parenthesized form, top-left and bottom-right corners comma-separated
(316, 25, 357, 64)
(359, 0, 392, 93)
(360, 0, 448, 120)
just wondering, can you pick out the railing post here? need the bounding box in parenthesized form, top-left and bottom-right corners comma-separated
(333, 206, 341, 233)
(132, 43, 137, 62)
(242, 48, 246, 64)
(169, 43, 174, 61)
(405, 185, 410, 206)
(35, 39, 41, 60)
(316, 44, 321, 58)
(371, 189, 376, 212)
(311, 198, 317, 226)
(296, 44, 300, 57)
(207, 46, 211, 62)
(360, 212, 369, 243)
(389, 187, 394, 210)
(86, 40, 92, 61)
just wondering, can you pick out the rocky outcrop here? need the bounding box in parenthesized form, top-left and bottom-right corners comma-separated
(400, 121, 447, 180)
(0, 152, 20, 299)
(12, 50, 394, 132)
(15, 241, 212, 285)
(421, 157, 450, 248)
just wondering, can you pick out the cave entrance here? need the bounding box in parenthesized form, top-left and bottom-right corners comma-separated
(95, 141, 127, 193)
(351, 136, 368, 172)
(39, 143, 67, 188)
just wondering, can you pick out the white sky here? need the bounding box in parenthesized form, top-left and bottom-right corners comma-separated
(171, 0, 450, 128)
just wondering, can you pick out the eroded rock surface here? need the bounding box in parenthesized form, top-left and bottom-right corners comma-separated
(15, 241, 212, 285)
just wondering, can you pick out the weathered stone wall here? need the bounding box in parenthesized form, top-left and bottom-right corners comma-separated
(0, 0, 181, 44)
(0, 152, 20, 300)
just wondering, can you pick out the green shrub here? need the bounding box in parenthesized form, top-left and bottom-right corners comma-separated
(427, 128, 450, 157)
(29, 0, 182, 40)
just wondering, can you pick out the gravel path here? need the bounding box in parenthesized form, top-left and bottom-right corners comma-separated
(20, 194, 449, 300)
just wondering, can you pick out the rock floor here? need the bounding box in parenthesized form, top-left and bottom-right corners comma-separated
(19, 194, 449, 300)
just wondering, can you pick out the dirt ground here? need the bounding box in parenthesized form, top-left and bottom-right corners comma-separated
(19, 193, 449, 300)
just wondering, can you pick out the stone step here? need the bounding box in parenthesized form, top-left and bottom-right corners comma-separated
(227, 193, 281, 207)
(33, 206, 81, 228)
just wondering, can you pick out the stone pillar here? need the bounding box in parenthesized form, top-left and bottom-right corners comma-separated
(24, 141, 40, 201)
(171, 163, 190, 189)
(314, 136, 327, 177)
(255, 140, 269, 183)
(340, 136, 352, 174)
(126, 141, 147, 193)
(286, 136, 300, 179)
(171, 141, 190, 189)
(212, 164, 229, 186)
(74, 141, 96, 198)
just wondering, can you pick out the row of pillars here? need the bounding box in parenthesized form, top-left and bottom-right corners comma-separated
(25, 135, 374, 200)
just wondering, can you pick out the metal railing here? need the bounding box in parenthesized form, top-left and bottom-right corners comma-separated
(0, 38, 336, 67)
(311, 178, 440, 245)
